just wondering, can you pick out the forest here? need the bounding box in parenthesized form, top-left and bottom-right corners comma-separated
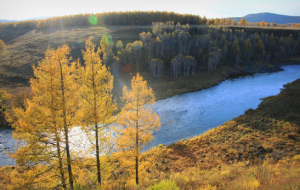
(79, 21, 300, 80)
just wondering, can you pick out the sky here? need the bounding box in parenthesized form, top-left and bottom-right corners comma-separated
(0, 0, 299, 20)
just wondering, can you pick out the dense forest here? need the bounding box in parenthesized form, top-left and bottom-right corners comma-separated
(95, 21, 300, 79)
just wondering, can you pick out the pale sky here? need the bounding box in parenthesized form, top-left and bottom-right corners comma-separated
(0, 0, 299, 20)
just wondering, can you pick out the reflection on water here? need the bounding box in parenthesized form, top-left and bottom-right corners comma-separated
(1, 65, 300, 166)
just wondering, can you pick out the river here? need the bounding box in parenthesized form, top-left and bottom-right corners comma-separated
(1, 65, 300, 166)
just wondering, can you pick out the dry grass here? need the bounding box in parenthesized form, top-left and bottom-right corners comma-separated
(0, 25, 151, 94)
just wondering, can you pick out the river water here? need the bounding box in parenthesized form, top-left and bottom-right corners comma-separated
(1, 65, 300, 166)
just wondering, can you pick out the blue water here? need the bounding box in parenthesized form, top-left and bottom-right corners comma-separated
(148, 65, 300, 147)
(1, 65, 300, 166)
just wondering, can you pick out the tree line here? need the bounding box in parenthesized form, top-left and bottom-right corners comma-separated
(2, 11, 299, 30)
(0, 11, 202, 29)
(5, 37, 160, 189)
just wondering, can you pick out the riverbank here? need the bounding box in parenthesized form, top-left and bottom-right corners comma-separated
(141, 60, 295, 102)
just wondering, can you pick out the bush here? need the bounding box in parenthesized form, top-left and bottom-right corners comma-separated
(147, 179, 179, 190)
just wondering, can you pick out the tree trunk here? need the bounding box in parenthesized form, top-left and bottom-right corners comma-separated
(60, 62, 74, 190)
(135, 126, 139, 185)
(55, 129, 66, 189)
(93, 60, 101, 185)
(135, 104, 139, 185)
(51, 77, 66, 189)
(95, 123, 101, 184)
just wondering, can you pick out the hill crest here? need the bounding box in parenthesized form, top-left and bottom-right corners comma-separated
(235, 12, 300, 24)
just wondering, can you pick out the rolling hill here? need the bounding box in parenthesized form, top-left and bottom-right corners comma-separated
(235, 12, 300, 24)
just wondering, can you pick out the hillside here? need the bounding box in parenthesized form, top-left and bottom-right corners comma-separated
(235, 12, 300, 24)
(0, 25, 150, 92)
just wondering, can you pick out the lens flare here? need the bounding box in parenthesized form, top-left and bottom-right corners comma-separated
(105, 33, 113, 43)
(124, 64, 131, 73)
(88, 15, 98, 25)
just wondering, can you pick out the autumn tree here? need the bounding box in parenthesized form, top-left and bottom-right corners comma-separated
(115, 74, 160, 185)
(260, 20, 266, 27)
(116, 40, 124, 52)
(0, 39, 6, 55)
(239, 18, 248, 26)
(0, 89, 10, 112)
(0, 89, 11, 129)
(9, 46, 79, 189)
(77, 37, 117, 185)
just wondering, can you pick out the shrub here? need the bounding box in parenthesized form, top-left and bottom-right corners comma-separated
(147, 179, 179, 190)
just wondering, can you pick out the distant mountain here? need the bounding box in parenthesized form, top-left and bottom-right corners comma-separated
(234, 12, 300, 24)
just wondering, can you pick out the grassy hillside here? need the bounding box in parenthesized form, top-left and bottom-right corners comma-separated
(0, 25, 150, 94)
(0, 25, 150, 77)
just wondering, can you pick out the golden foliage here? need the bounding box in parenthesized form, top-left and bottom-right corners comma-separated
(115, 73, 161, 184)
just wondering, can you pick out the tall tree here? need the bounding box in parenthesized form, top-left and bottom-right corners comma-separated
(78, 37, 117, 185)
(115, 74, 160, 185)
(132, 40, 143, 71)
(55, 45, 78, 190)
(10, 46, 78, 189)
(231, 38, 240, 65)
(116, 40, 124, 52)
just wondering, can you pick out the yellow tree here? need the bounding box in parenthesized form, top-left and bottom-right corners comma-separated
(54, 45, 79, 190)
(0, 89, 11, 129)
(77, 37, 117, 185)
(260, 20, 266, 27)
(239, 18, 248, 26)
(0, 39, 6, 55)
(115, 73, 160, 185)
(10, 45, 78, 189)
